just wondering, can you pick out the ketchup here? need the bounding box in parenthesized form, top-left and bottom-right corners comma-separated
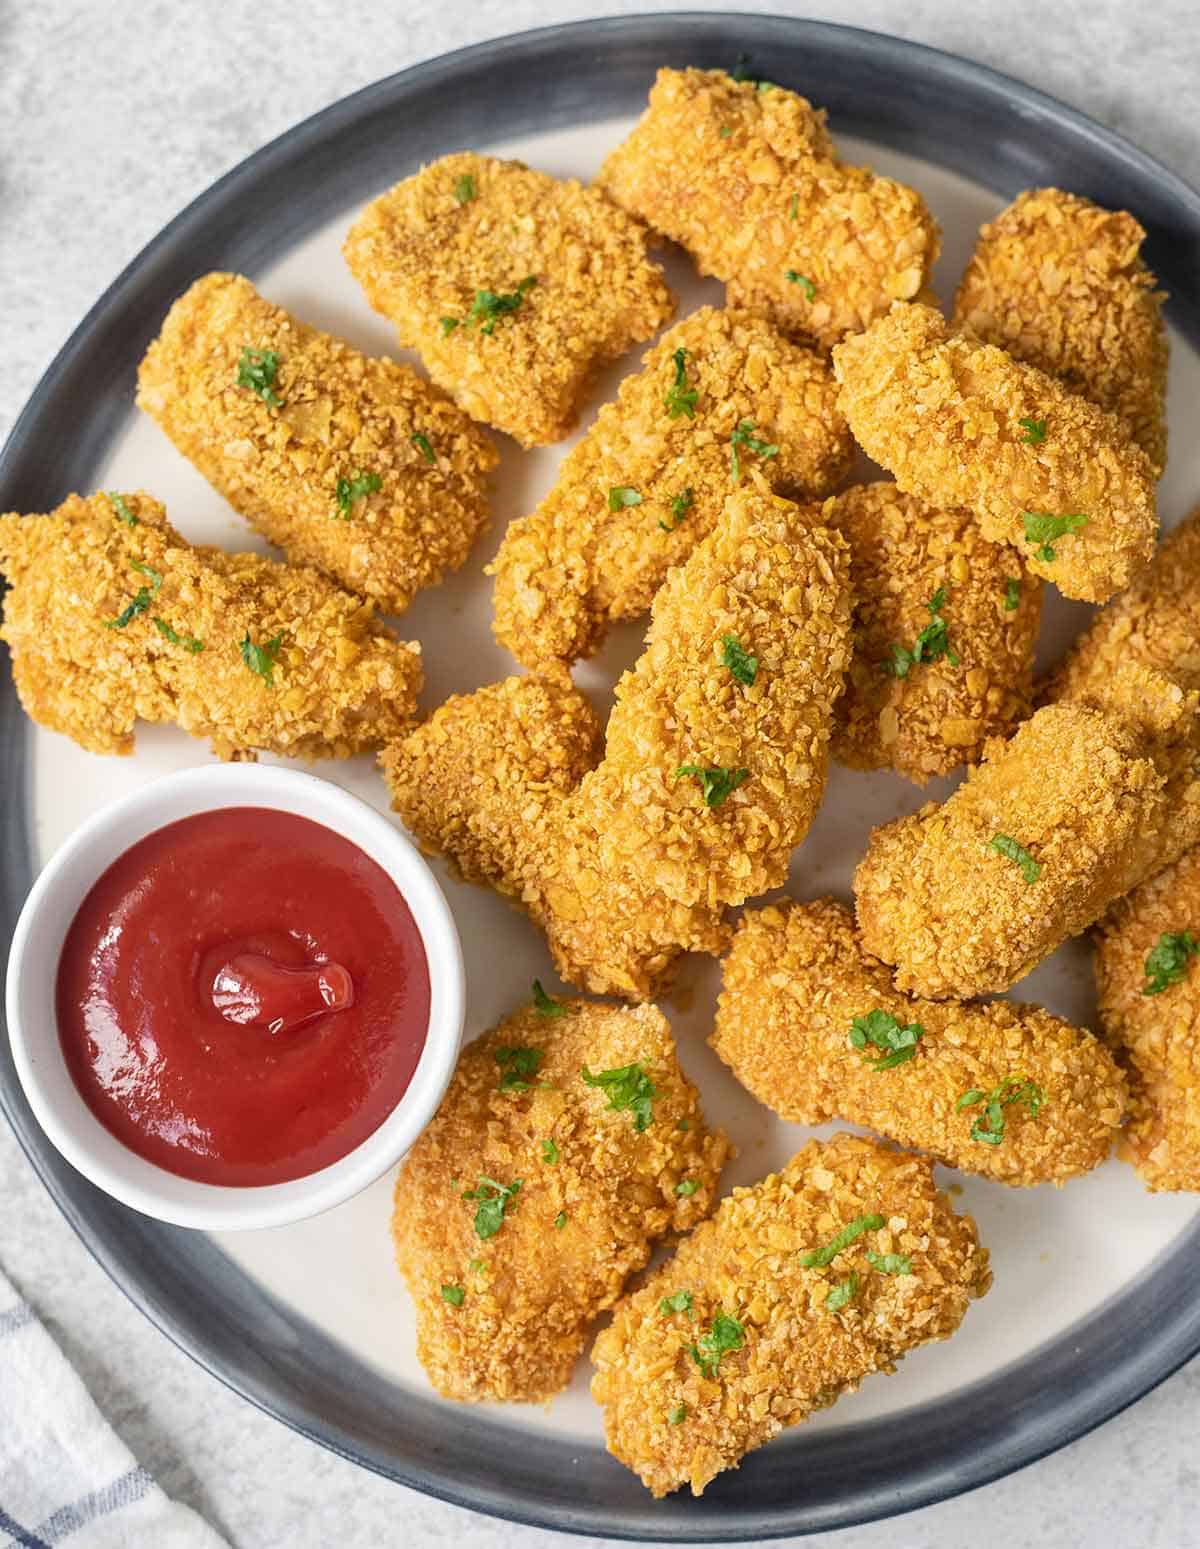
(56, 807, 430, 1187)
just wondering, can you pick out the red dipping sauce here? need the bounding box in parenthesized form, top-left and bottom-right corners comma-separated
(56, 807, 430, 1187)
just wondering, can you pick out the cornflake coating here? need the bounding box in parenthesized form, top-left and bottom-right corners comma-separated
(379, 672, 728, 999)
(576, 484, 853, 911)
(713, 898, 1125, 1186)
(823, 482, 1042, 783)
(343, 152, 674, 447)
(854, 666, 1200, 999)
(136, 272, 496, 614)
(590, 1133, 989, 1498)
(393, 998, 729, 1402)
(598, 68, 939, 349)
(1095, 845, 1200, 1191)
(832, 303, 1157, 603)
(953, 188, 1168, 474)
(0, 492, 421, 761)
(489, 306, 852, 668)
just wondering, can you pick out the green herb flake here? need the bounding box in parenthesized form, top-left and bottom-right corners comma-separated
(660, 1289, 694, 1318)
(240, 631, 284, 686)
(440, 1284, 465, 1307)
(1018, 416, 1047, 445)
(410, 432, 436, 465)
(106, 492, 139, 527)
(463, 1176, 522, 1239)
(130, 560, 163, 596)
(554, 1211, 568, 1230)
(990, 832, 1040, 884)
(440, 316, 460, 336)
(153, 618, 204, 653)
(866, 1251, 913, 1275)
(883, 586, 958, 678)
(675, 763, 749, 809)
(104, 590, 153, 631)
(659, 487, 694, 532)
(1023, 510, 1088, 563)
(799, 1214, 885, 1268)
(532, 979, 570, 1018)
(664, 346, 699, 419)
(848, 1009, 924, 1071)
(785, 270, 816, 301)
(235, 346, 284, 408)
(335, 469, 382, 518)
(718, 125, 732, 138)
(453, 173, 477, 204)
(494, 1045, 544, 1093)
(729, 418, 779, 484)
(467, 275, 537, 335)
(676, 1118, 691, 1132)
(1004, 577, 1021, 611)
(720, 634, 758, 688)
(688, 1310, 744, 1379)
(468, 1259, 485, 1273)
(957, 1076, 1045, 1147)
(788, 192, 799, 220)
(608, 485, 643, 512)
(1143, 931, 1200, 995)
(540, 1138, 560, 1164)
(668, 1403, 688, 1425)
(675, 1178, 699, 1197)
(825, 1273, 859, 1312)
(581, 1061, 660, 1132)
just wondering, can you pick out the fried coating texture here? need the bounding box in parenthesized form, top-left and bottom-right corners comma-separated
(343, 153, 674, 447)
(713, 898, 1125, 1185)
(598, 69, 939, 350)
(823, 482, 1042, 783)
(393, 998, 729, 1402)
(489, 306, 852, 668)
(832, 303, 1157, 603)
(0, 492, 421, 760)
(854, 666, 1200, 998)
(136, 272, 496, 614)
(590, 1133, 989, 1497)
(379, 672, 728, 999)
(953, 188, 1168, 474)
(575, 484, 853, 910)
(1095, 845, 1200, 1191)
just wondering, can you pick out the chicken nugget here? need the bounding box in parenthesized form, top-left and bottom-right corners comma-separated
(590, 1133, 989, 1498)
(1095, 844, 1200, 1191)
(343, 153, 674, 447)
(854, 665, 1200, 999)
(823, 482, 1042, 783)
(489, 306, 852, 668)
(713, 898, 1125, 1185)
(832, 303, 1157, 603)
(598, 68, 939, 349)
(379, 672, 727, 999)
(953, 188, 1168, 474)
(137, 272, 496, 614)
(0, 492, 421, 761)
(394, 994, 729, 1402)
(575, 483, 853, 911)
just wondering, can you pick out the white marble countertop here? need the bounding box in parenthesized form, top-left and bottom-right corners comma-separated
(3, 2, 1200, 1546)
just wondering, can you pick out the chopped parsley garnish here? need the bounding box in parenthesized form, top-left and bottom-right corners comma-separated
(540, 1138, 560, 1164)
(463, 1176, 522, 1239)
(608, 485, 643, 512)
(235, 346, 284, 408)
(1004, 577, 1022, 611)
(1143, 931, 1200, 995)
(730, 53, 773, 89)
(240, 631, 284, 686)
(848, 1009, 924, 1070)
(1023, 510, 1088, 563)
(883, 586, 958, 677)
(468, 1259, 484, 1273)
(676, 1118, 691, 1132)
(990, 832, 1040, 884)
(581, 1061, 660, 1132)
(729, 418, 779, 483)
(668, 1404, 688, 1425)
(335, 470, 382, 518)
(453, 173, 476, 204)
(1018, 416, 1047, 445)
(494, 1045, 544, 1093)
(718, 125, 732, 138)
(786, 271, 816, 301)
(720, 634, 758, 687)
(131, 560, 163, 595)
(410, 432, 436, 465)
(688, 1310, 744, 1379)
(788, 192, 799, 220)
(461, 275, 537, 336)
(554, 1211, 568, 1229)
(675, 1178, 699, 1197)
(659, 487, 694, 532)
(660, 1289, 694, 1318)
(106, 492, 138, 526)
(532, 979, 569, 1018)
(104, 561, 161, 631)
(440, 316, 460, 336)
(799, 1214, 885, 1268)
(957, 1076, 1044, 1146)
(675, 763, 749, 809)
(664, 347, 699, 419)
(153, 618, 204, 653)
(825, 1273, 859, 1312)
(440, 1284, 465, 1307)
(866, 1251, 913, 1275)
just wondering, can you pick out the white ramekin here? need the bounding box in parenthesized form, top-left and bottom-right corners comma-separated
(5, 763, 464, 1231)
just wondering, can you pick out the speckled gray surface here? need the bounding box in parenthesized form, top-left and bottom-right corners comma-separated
(3, 3, 1200, 1546)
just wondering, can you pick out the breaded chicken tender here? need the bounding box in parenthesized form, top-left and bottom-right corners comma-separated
(393, 996, 729, 1402)
(575, 484, 853, 911)
(713, 898, 1125, 1185)
(0, 492, 421, 760)
(489, 306, 852, 668)
(832, 303, 1157, 603)
(954, 188, 1168, 474)
(137, 272, 496, 614)
(343, 153, 674, 447)
(1095, 844, 1200, 1191)
(590, 1133, 989, 1497)
(380, 672, 727, 999)
(823, 482, 1042, 783)
(598, 69, 939, 349)
(854, 665, 1200, 999)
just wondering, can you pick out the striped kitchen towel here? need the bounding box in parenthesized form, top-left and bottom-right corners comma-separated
(0, 1265, 228, 1548)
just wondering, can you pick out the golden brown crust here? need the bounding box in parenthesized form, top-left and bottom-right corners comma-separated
(136, 272, 496, 613)
(713, 898, 1125, 1185)
(832, 303, 1157, 603)
(590, 1133, 989, 1497)
(343, 153, 674, 446)
(598, 68, 939, 349)
(953, 188, 1168, 474)
(0, 492, 421, 760)
(393, 998, 729, 1402)
(823, 482, 1042, 783)
(488, 306, 852, 668)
